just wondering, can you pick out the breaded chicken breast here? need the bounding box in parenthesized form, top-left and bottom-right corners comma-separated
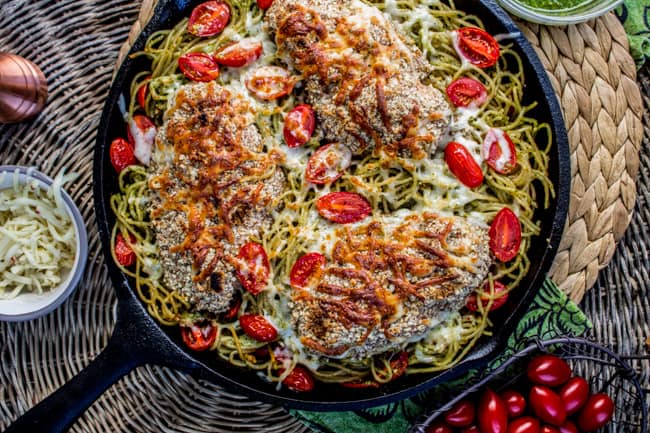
(149, 82, 286, 313)
(265, 0, 450, 158)
(291, 211, 491, 359)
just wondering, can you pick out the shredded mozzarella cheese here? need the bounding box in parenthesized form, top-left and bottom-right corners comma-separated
(0, 169, 78, 299)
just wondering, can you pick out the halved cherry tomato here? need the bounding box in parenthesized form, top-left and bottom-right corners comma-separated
(109, 138, 137, 173)
(127, 114, 157, 165)
(559, 377, 590, 416)
(527, 354, 572, 388)
(341, 380, 380, 389)
(466, 280, 509, 312)
(180, 321, 218, 351)
(425, 421, 453, 433)
(305, 142, 352, 185)
(284, 104, 316, 148)
(214, 38, 263, 67)
(483, 128, 517, 174)
(577, 394, 614, 432)
(136, 75, 151, 109)
(444, 141, 483, 188)
(235, 242, 270, 295)
(478, 388, 508, 433)
(507, 416, 540, 433)
(178, 52, 220, 82)
(316, 192, 371, 224)
(500, 389, 526, 418)
(454, 27, 500, 68)
(282, 365, 315, 392)
(389, 351, 409, 380)
(188, 1, 230, 37)
(115, 232, 136, 266)
(221, 297, 241, 321)
(444, 399, 476, 427)
(489, 207, 521, 262)
(290, 252, 325, 289)
(529, 386, 567, 426)
(446, 77, 488, 108)
(257, 0, 274, 9)
(557, 421, 579, 433)
(239, 314, 278, 342)
(245, 66, 295, 100)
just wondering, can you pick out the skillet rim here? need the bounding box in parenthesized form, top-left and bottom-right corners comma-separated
(93, 0, 571, 411)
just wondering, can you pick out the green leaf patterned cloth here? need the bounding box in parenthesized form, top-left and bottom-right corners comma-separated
(617, 2, 650, 68)
(292, 279, 591, 433)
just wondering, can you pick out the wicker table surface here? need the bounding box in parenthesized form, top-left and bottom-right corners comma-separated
(0, 0, 648, 432)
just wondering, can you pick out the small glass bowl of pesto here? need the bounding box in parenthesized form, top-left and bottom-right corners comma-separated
(496, 0, 623, 25)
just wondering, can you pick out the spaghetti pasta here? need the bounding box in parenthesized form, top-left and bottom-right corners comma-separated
(111, 0, 553, 388)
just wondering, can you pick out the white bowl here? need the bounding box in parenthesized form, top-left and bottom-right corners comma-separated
(0, 166, 88, 321)
(496, 0, 623, 25)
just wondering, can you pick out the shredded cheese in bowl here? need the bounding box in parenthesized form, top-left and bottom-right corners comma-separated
(0, 166, 87, 321)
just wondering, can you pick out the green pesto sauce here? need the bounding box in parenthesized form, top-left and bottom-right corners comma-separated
(517, 0, 586, 10)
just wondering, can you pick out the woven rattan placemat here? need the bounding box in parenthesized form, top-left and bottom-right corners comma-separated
(120, 1, 644, 303)
(0, 0, 644, 432)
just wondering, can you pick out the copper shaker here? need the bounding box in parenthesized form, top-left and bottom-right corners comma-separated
(0, 53, 48, 123)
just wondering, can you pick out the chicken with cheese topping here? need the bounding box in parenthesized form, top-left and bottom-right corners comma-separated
(148, 82, 286, 313)
(265, 0, 450, 158)
(291, 211, 491, 359)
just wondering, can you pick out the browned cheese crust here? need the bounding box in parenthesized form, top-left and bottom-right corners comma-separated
(291, 212, 491, 359)
(148, 82, 286, 313)
(265, 0, 450, 158)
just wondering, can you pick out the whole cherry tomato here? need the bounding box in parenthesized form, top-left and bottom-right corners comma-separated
(483, 128, 517, 174)
(235, 242, 270, 295)
(180, 321, 218, 351)
(178, 52, 220, 82)
(214, 38, 263, 67)
(559, 376, 590, 415)
(316, 191, 371, 224)
(257, 0, 274, 8)
(540, 427, 560, 433)
(454, 27, 500, 68)
(529, 385, 567, 426)
(425, 421, 453, 433)
(109, 138, 137, 173)
(527, 354, 572, 387)
(115, 232, 136, 266)
(446, 77, 488, 108)
(187, 1, 230, 37)
(136, 75, 151, 109)
(239, 314, 278, 342)
(284, 104, 316, 148)
(489, 207, 521, 262)
(557, 420, 579, 433)
(245, 66, 296, 100)
(577, 393, 614, 432)
(506, 416, 540, 433)
(305, 142, 352, 185)
(289, 252, 326, 289)
(466, 280, 509, 312)
(444, 399, 476, 427)
(461, 425, 481, 433)
(478, 388, 508, 433)
(500, 389, 526, 418)
(444, 141, 483, 188)
(282, 365, 315, 392)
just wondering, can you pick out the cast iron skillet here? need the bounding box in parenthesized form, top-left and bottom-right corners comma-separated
(5, 0, 570, 431)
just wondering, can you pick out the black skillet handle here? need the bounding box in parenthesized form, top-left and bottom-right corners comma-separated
(3, 300, 193, 433)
